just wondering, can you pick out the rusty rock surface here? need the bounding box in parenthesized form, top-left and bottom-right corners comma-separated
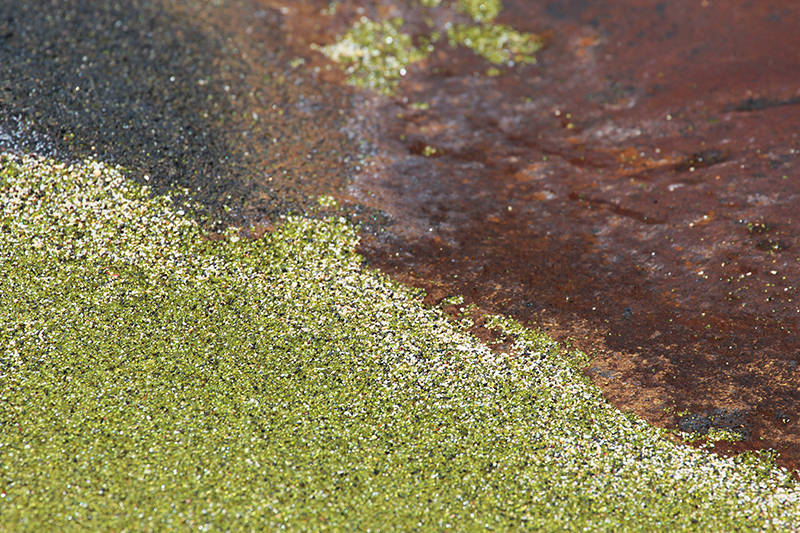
(331, 0, 800, 469)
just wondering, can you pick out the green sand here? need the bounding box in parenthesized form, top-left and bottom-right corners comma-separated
(314, 0, 541, 94)
(1, 154, 799, 532)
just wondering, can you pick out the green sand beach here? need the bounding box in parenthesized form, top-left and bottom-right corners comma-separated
(1, 154, 798, 531)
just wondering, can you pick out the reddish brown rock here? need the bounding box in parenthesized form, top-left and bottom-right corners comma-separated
(333, 0, 800, 471)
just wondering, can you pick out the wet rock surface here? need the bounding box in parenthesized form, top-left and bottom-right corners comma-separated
(334, 0, 800, 469)
(3, 0, 799, 472)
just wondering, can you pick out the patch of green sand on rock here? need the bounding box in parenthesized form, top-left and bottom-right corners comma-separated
(312, 17, 427, 95)
(457, 0, 503, 23)
(315, 0, 541, 94)
(1, 153, 799, 531)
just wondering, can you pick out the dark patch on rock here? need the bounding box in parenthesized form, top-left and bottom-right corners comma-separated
(679, 409, 751, 441)
(730, 96, 800, 112)
(672, 149, 727, 172)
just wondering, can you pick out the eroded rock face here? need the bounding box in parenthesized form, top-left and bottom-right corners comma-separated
(331, 0, 800, 468)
